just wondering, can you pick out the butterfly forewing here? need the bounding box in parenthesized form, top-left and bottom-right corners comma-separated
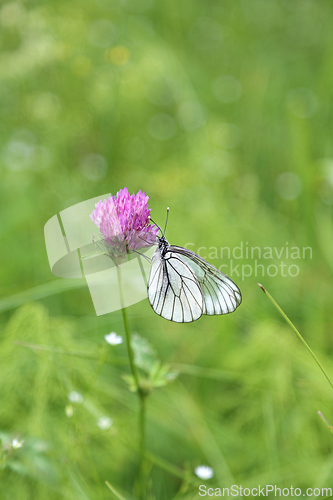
(147, 248, 203, 322)
(148, 253, 162, 299)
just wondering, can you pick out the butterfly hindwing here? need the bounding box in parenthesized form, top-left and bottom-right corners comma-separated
(168, 246, 242, 316)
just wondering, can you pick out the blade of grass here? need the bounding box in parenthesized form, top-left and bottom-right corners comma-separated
(318, 411, 333, 434)
(145, 451, 185, 480)
(0, 279, 85, 313)
(174, 381, 235, 486)
(173, 363, 236, 381)
(14, 340, 128, 364)
(105, 481, 128, 500)
(62, 458, 92, 500)
(258, 283, 333, 391)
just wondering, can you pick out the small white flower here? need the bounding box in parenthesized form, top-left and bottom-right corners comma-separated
(194, 465, 214, 480)
(12, 438, 24, 449)
(65, 405, 74, 418)
(105, 332, 123, 345)
(97, 416, 113, 430)
(68, 391, 83, 404)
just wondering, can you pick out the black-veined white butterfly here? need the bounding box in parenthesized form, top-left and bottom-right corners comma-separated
(147, 210, 242, 323)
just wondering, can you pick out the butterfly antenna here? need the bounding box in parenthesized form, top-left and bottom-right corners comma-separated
(148, 216, 163, 235)
(163, 207, 170, 236)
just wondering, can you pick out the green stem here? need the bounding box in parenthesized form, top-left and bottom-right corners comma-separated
(116, 265, 146, 500)
(118, 301, 140, 391)
(258, 283, 333, 392)
(139, 394, 147, 498)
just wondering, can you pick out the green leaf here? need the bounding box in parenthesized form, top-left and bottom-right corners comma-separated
(130, 335, 179, 390)
(149, 360, 162, 379)
(149, 362, 179, 389)
(121, 374, 137, 392)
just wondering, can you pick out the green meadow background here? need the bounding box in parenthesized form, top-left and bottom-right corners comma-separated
(1, 0, 333, 498)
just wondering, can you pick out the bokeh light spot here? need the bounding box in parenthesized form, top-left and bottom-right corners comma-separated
(123, 0, 153, 13)
(0, 2, 26, 28)
(286, 88, 317, 118)
(79, 154, 108, 181)
(122, 136, 145, 161)
(178, 101, 205, 131)
(276, 172, 302, 200)
(318, 158, 333, 205)
(32, 92, 61, 120)
(89, 68, 116, 110)
(145, 76, 178, 107)
(88, 19, 117, 48)
(148, 114, 176, 141)
(71, 56, 92, 76)
(212, 75, 242, 103)
(189, 17, 223, 50)
(320, 158, 333, 186)
(211, 122, 240, 149)
(2, 129, 36, 171)
(238, 173, 260, 199)
(202, 153, 232, 182)
(105, 46, 130, 65)
(31, 146, 52, 171)
(53, 41, 72, 61)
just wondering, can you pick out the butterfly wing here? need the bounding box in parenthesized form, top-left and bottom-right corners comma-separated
(169, 246, 242, 316)
(147, 247, 204, 322)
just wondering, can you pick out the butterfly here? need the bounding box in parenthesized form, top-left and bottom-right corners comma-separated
(147, 210, 242, 323)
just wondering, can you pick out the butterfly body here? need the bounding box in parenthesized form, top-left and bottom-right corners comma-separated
(157, 235, 170, 257)
(147, 236, 242, 323)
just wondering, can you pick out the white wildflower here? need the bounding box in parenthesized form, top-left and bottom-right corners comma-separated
(97, 416, 113, 430)
(12, 438, 24, 449)
(68, 391, 83, 403)
(194, 465, 214, 480)
(65, 405, 74, 418)
(104, 332, 123, 345)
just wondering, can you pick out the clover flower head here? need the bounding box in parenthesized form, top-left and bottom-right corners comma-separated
(105, 332, 123, 345)
(194, 465, 214, 480)
(90, 187, 158, 263)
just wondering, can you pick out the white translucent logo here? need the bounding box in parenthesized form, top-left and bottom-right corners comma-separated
(44, 194, 154, 315)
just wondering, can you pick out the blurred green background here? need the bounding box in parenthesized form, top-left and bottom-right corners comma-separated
(1, 0, 333, 498)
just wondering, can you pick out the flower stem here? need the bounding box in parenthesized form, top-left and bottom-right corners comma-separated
(258, 283, 333, 392)
(118, 294, 140, 390)
(117, 265, 147, 500)
(139, 393, 147, 498)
